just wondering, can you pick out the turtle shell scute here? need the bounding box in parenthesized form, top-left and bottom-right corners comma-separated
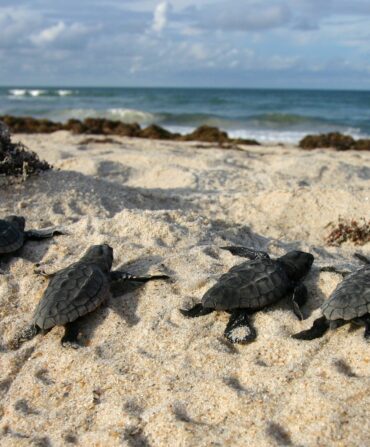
(32, 261, 110, 330)
(322, 266, 370, 321)
(202, 258, 292, 310)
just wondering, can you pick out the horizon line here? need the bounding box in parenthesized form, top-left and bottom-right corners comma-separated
(1, 85, 370, 93)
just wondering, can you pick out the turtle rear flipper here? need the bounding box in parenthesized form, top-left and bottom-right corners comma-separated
(221, 246, 270, 261)
(10, 325, 41, 350)
(224, 309, 256, 344)
(61, 320, 82, 349)
(292, 316, 329, 340)
(26, 227, 66, 240)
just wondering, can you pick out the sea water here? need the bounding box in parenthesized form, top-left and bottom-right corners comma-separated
(1, 87, 370, 143)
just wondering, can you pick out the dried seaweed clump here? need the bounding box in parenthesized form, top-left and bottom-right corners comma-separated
(0, 115, 260, 145)
(299, 132, 370, 151)
(326, 218, 370, 246)
(0, 121, 51, 181)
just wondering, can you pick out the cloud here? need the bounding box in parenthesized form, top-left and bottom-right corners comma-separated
(0, 8, 41, 47)
(30, 21, 95, 48)
(1, 1, 370, 87)
(30, 21, 66, 45)
(152, 2, 168, 32)
(196, 1, 292, 31)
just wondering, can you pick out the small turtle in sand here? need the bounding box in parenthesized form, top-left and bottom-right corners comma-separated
(12, 244, 169, 349)
(180, 246, 314, 343)
(292, 254, 370, 341)
(0, 215, 64, 257)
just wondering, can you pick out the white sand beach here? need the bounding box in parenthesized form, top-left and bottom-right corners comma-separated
(0, 132, 369, 446)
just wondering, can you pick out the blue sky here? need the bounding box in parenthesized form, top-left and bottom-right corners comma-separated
(0, 0, 370, 88)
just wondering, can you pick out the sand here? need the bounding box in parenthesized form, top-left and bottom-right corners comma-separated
(0, 132, 369, 446)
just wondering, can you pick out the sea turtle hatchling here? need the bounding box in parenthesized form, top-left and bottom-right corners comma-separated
(0, 215, 64, 257)
(12, 244, 169, 349)
(180, 246, 314, 344)
(292, 255, 370, 341)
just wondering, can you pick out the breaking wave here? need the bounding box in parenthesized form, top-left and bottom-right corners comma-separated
(8, 89, 76, 97)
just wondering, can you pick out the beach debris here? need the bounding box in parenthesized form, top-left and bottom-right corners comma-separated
(299, 132, 370, 150)
(0, 115, 260, 146)
(0, 121, 51, 180)
(0, 215, 65, 258)
(11, 244, 169, 349)
(180, 125, 260, 145)
(325, 218, 370, 246)
(139, 124, 178, 140)
(292, 255, 370, 341)
(182, 125, 229, 143)
(180, 247, 314, 343)
(79, 137, 122, 145)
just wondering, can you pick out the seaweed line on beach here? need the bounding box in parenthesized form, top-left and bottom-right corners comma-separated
(0, 121, 51, 182)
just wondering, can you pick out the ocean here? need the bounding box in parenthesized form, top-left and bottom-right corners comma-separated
(1, 87, 370, 143)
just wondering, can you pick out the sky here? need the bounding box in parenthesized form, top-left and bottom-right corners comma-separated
(0, 0, 370, 89)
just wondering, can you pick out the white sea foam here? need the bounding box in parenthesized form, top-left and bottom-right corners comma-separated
(51, 108, 158, 125)
(29, 89, 46, 97)
(107, 108, 157, 124)
(58, 90, 73, 96)
(9, 89, 27, 96)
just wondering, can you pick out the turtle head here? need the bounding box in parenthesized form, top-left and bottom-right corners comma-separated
(82, 244, 113, 272)
(5, 215, 26, 231)
(279, 251, 314, 281)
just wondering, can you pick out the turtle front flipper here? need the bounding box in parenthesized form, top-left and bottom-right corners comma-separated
(10, 325, 40, 350)
(221, 246, 270, 261)
(25, 227, 66, 240)
(224, 309, 256, 344)
(291, 283, 308, 320)
(292, 316, 329, 340)
(180, 303, 214, 318)
(110, 271, 169, 283)
(354, 252, 370, 264)
(61, 320, 82, 349)
(362, 315, 370, 340)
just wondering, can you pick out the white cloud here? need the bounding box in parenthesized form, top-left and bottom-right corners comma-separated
(30, 21, 94, 47)
(0, 8, 41, 47)
(31, 21, 66, 45)
(152, 2, 168, 32)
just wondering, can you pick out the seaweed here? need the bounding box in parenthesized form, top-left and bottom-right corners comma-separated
(325, 218, 370, 246)
(0, 121, 51, 181)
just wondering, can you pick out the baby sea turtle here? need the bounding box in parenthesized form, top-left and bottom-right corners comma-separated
(292, 255, 370, 340)
(0, 215, 64, 257)
(180, 246, 314, 343)
(12, 244, 169, 349)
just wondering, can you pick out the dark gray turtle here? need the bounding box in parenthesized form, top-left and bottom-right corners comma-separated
(12, 244, 169, 349)
(293, 255, 370, 340)
(0, 215, 64, 257)
(180, 246, 314, 344)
